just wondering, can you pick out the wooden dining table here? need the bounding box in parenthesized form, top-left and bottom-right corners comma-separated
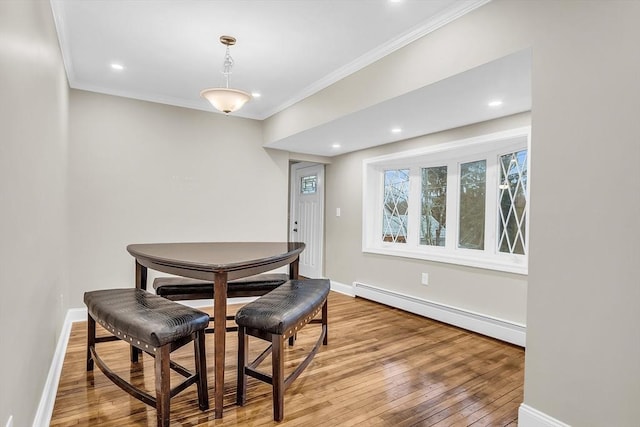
(126, 241, 306, 419)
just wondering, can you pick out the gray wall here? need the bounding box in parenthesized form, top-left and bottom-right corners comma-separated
(525, 2, 640, 424)
(0, 1, 69, 425)
(68, 90, 290, 308)
(267, 1, 640, 425)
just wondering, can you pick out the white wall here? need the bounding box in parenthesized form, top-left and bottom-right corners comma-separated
(68, 90, 290, 307)
(0, 1, 69, 425)
(267, 1, 640, 425)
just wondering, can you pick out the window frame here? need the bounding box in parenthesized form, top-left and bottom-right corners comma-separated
(362, 127, 531, 275)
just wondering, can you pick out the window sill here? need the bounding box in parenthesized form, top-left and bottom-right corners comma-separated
(362, 245, 528, 275)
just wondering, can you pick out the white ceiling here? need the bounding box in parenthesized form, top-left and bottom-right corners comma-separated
(50, 0, 531, 157)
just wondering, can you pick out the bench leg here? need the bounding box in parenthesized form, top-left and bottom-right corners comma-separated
(131, 261, 147, 363)
(323, 300, 328, 345)
(131, 345, 141, 363)
(155, 345, 171, 427)
(236, 326, 248, 406)
(194, 330, 209, 411)
(272, 334, 285, 422)
(87, 314, 95, 371)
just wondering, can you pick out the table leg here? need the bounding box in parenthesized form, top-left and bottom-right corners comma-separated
(288, 257, 300, 346)
(213, 271, 228, 419)
(289, 256, 299, 279)
(135, 261, 147, 290)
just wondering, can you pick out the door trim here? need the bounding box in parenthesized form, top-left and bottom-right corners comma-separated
(289, 162, 325, 278)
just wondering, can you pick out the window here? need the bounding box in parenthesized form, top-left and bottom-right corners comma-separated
(383, 169, 409, 243)
(363, 127, 530, 274)
(498, 149, 528, 255)
(421, 166, 447, 247)
(300, 175, 317, 194)
(458, 160, 487, 250)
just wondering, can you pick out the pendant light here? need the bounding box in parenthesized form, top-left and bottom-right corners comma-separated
(200, 35, 252, 114)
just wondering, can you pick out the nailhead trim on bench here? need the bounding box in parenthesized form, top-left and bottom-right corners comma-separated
(282, 303, 324, 340)
(97, 319, 158, 352)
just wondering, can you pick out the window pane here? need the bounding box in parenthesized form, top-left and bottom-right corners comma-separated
(382, 169, 409, 243)
(459, 160, 486, 250)
(301, 175, 317, 194)
(420, 166, 447, 246)
(498, 149, 528, 254)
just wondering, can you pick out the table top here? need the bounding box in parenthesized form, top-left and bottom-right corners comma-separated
(127, 241, 305, 274)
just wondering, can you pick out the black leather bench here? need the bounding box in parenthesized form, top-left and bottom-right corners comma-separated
(153, 273, 289, 333)
(235, 279, 330, 421)
(153, 273, 289, 300)
(84, 288, 209, 427)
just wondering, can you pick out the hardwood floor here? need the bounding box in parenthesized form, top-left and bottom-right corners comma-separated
(51, 292, 524, 426)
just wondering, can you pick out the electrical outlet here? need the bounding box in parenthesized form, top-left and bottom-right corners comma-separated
(6, 415, 13, 427)
(421, 273, 429, 285)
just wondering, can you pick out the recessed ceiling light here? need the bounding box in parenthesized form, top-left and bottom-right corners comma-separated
(391, 128, 402, 134)
(332, 143, 341, 149)
(488, 100, 503, 107)
(251, 92, 261, 98)
(110, 63, 124, 71)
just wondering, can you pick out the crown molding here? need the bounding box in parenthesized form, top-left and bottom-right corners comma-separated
(262, 0, 491, 120)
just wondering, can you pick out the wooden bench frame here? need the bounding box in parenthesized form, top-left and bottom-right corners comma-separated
(87, 307, 208, 427)
(236, 297, 328, 421)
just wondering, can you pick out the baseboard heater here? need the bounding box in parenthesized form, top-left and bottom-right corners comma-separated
(353, 282, 526, 347)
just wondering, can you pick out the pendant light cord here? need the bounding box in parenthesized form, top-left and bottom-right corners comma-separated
(222, 45, 234, 88)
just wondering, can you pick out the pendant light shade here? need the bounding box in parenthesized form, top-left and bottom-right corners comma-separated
(200, 87, 251, 114)
(201, 35, 252, 114)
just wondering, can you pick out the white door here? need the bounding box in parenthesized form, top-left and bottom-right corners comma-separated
(290, 162, 324, 278)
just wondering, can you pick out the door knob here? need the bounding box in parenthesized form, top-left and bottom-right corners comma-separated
(293, 228, 298, 232)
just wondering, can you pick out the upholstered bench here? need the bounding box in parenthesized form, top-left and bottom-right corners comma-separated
(84, 288, 209, 427)
(235, 279, 330, 421)
(153, 273, 289, 301)
(153, 273, 289, 333)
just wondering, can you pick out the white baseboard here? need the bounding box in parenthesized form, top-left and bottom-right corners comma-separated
(330, 280, 355, 297)
(518, 404, 571, 427)
(353, 281, 526, 347)
(32, 308, 85, 427)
